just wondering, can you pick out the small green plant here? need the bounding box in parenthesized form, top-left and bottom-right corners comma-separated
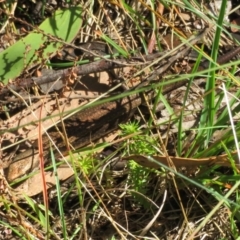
(120, 121, 159, 208)
(120, 121, 158, 155)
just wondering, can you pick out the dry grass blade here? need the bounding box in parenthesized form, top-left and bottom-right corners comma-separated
(1, 0, 240, 239)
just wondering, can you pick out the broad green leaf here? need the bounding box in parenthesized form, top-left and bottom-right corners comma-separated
(0, 6, 82, 84)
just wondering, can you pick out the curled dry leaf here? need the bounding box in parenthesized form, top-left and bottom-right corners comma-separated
(124, 151, 239, 169)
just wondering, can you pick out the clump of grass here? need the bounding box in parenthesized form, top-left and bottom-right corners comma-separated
(3, 0, 240, 239)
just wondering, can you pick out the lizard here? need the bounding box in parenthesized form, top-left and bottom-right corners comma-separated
(5, 79, 187, 182)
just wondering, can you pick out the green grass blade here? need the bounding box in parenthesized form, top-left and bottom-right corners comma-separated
(177, 45, 204, 155)
(98, 32, 130, 58)
(50, 145, 68, 239)
(198, 0, 228, 145)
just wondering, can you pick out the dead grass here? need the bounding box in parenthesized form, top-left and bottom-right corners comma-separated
(0, 0, 239, 239)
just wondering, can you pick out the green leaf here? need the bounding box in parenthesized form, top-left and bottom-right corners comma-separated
(0, 6, 82, 84)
